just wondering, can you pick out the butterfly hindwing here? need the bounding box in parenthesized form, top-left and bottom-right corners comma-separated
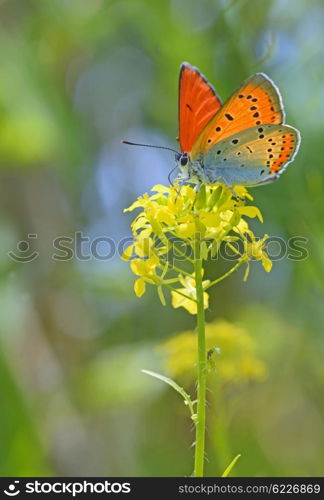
(191, 73, 285, 161)
(178, 62, 222, 153)
(203, 124, 300, 186)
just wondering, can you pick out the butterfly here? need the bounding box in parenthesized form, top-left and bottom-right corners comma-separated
(175, 62, 300, 189)
(122, 62, 300, 190)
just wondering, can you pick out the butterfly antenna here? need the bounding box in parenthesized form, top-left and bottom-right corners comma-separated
(121, 140, 179, 155)
(168, 165, 179, 186)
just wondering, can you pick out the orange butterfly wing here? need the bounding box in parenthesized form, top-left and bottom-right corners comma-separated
(178, 62, 222, 153)
(191, 73, 285, 160)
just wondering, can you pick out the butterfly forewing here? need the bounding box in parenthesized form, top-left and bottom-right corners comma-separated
(191, 73, 285, 160)
(203, 124, 300, 186)
(178, 62, 222, 153)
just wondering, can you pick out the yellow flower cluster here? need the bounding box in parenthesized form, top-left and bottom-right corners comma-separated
(159, 319, 267, 383)
(122, 183, 272, 312)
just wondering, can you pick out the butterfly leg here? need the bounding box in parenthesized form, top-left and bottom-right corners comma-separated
(215, 176, 244, 201)
(190, 183, 202, 209)
(174, 178, 191, 200)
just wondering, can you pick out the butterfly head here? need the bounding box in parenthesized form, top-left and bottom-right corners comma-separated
(173, 151, 204, 185)
(175, 152, 189, 167)
(174, 152, 192, 181)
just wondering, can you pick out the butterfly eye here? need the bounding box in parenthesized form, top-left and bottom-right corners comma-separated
(180, 155, 189, 166)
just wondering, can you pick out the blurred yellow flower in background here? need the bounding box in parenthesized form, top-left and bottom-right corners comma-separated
(158, 319, 267, 383)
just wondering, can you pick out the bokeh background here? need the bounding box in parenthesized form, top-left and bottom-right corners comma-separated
(0, 0, 323, 477)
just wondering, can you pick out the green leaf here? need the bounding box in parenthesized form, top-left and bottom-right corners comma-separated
(210, 239, 219, 258)
(207, 185, 222, 208)
(141, 369, 195, 418)
(195, 183, 207, 209)
(230, 208, 241, 227)
(221, 454, 241, 477)
(157, 286, 166, 305)
(201, 241, 209, 260)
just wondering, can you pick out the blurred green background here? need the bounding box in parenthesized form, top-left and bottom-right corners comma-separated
(0, 0, 323, 477)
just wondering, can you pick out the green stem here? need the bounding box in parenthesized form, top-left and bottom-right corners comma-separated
(194, 234, 207, 477)
(158, 260, 194, 279)
(163, 233, 194, 263)
(164, 283, 197, 303)
(172, 243, 194, 264)
(205, 259, 244, 290)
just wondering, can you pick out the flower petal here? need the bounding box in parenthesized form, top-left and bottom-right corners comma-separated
(262, 254, 272, 272)
(238, 206, 263, 223)
(171, 290, 197, 314)
(176, 222, 196, 238)
(121, 244, 133, 261)
(134, 278, 146, 297)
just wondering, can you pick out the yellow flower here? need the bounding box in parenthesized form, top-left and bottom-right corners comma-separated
(123, 183, 272, 306)
(134, 278, 146, 297)
(158, 319, 268, 383)
(171, 273, 210, 314)
(238, 206, 263, 222)
(176, 221, 196, 238)
(134, 237, 154, 257)
(244, 233, 272, 278)
(121, 244, 133, 261)
(130, 254, 159, 280)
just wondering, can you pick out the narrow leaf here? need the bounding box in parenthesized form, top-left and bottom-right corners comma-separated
(221, 454, 241, 477)
(157, 286, 166, 306)
(142, 369, 195, 418)
(195, 183, 206, 209)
